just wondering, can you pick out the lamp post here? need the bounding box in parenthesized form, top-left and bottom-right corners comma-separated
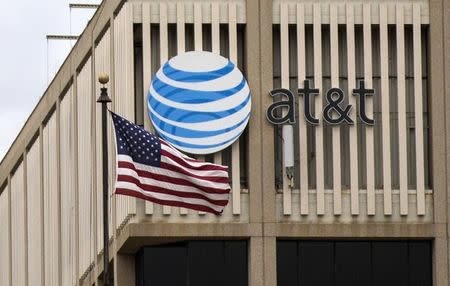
(97, 73, 111, 286)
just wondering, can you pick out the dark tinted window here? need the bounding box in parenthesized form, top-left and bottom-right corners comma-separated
(136, 240, 247, 286)
(277, 240, 431, 286)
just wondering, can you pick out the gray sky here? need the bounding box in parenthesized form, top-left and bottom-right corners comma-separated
(0, 0, 100, 161)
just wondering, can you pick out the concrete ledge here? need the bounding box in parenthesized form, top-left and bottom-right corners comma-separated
(116, 222, 264, 253)
(114, 221, 443, 254)
(268, 223, 441, 238)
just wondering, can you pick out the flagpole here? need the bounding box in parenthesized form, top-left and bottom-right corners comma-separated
(97, 73, 112, 286)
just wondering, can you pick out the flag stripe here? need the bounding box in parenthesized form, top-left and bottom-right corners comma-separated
(116, 189, 223, 214)
(117, 175, 228, 205)
(160, 148, 229, 175)
(118, 153, 227, 179)
(160, 154, 228, 176)
(118, 154, 228, 184)
(117, 169, 229, 201)
(116, 182, 225, 213)
(118, 158, 229, 192)
(161, 149, 228, 171)
(159, 162, 228, 183)
(160, 140, 198, 162)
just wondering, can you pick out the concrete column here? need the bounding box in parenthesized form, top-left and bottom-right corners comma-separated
(72, 72, 81, 286)
(434, 236, 448, 286)
(56, 93, 62, 286)
(115, 254, 135, 286)
(444, 0, 450, 283)
(7, 175, 12, 286)
(22, 151, 28, 286)
(246, 0, 276, 285)
(429, 0, 449, 285)
(263, 237, 277, 286)
(259, 0, 277, 282)
(246, 0, 263, 224)
(110, 13, 120, 286)
(39, 125, 46, 286)
(90, 37, 100, 286)
(249, 237, 264, 286)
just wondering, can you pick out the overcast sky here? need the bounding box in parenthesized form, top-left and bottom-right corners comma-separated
(0, 0, 100, 161)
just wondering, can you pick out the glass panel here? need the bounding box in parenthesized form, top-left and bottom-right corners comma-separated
(136, 241, 248, 286)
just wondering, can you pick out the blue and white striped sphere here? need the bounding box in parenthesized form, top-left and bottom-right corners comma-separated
(147, 51, 251, 154)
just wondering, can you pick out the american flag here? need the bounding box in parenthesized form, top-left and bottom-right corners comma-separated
(111, 112, 230, 215)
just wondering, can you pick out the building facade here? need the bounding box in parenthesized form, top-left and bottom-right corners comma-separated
(0, 0, 449, 285)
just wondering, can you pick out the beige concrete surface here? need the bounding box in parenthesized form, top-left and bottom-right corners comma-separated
(247, 0, 263, 224)
(116, 254, 135, 286)
(429, 0, 449, 285)
(249, 237, 264, 286)
(444, 0, 450, 283)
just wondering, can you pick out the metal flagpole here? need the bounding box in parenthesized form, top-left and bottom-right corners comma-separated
(97, 73, 111, 286)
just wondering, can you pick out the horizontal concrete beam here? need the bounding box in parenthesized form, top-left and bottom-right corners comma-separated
(116, 222, 263, 253)
(267, 223, 442, 238)
(114, 221, 442, 255)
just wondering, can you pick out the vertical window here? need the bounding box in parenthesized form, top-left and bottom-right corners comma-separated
(136, 241, 248, 286)
(277, 240, 432, 286)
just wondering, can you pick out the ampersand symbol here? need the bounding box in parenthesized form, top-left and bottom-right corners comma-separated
(323, 88, 354, 124)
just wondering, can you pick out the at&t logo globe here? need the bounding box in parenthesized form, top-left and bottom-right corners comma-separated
(147, 51, 251, 154)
